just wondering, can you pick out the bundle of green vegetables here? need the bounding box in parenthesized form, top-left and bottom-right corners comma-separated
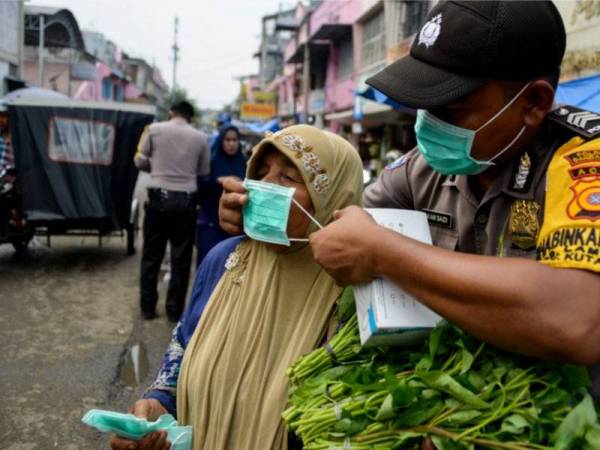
(284, 292, 600, 450)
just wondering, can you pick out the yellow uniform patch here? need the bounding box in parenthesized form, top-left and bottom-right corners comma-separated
(536, 136, 600, 272)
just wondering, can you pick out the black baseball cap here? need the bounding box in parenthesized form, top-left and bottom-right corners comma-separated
(366, 1, 566, 109)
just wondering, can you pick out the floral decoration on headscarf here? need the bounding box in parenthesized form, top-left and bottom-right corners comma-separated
(264, 131, 331, 194)
(224, 251, 241, 271)
(224, 249, 246, 284)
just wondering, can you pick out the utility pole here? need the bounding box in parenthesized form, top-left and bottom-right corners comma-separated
(171, 16, 179, 101)
(18, 0, 25, 80)
(38, 14, 45, 87)
(301, 14, 311, 124)
(260, 17, 267, 90)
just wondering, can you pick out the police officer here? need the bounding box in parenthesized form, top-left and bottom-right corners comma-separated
(135, 101, 210, 322)
(219, 0, 600, 406)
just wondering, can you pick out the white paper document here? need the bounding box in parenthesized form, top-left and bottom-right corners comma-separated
(354, 209, 443, 347)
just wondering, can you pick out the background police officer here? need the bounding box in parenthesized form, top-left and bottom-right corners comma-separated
(135, 101, 210, 322)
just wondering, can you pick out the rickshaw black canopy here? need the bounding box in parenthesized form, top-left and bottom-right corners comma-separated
(7, 99, 154, 231)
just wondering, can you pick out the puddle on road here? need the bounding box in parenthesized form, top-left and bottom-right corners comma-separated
(120, 343, 150, 387)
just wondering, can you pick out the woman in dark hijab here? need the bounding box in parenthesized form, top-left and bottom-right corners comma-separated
(196, 125, 247, 266)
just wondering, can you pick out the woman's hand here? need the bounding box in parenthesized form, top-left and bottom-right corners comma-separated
(109, 399, 170, 450)
(218, 176, 247, 235)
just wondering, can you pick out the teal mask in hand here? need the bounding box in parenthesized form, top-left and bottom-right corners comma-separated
(242, 179, 322, 246)
(82, 409, 192, 450)
(414, 82, 530, 175)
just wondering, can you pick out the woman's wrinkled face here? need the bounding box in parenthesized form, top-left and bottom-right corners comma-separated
(254, 147, 315, 247)
(222, 129, 240, 156)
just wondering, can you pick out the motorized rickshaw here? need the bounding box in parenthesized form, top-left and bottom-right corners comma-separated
(0, 97, 155, 254)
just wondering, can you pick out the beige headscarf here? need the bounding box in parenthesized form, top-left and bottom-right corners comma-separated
(177, 125, 363, 450)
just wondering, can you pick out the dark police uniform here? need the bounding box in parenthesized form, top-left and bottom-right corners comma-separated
(363, 105, 600, 403)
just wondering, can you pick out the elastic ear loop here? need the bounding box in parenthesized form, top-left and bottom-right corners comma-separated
(288, 198, 323, 242)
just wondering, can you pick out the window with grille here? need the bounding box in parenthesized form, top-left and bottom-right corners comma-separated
(49, 117, 115, 165)
(402, 1, 429, 39)
(361, 9, 385, 68)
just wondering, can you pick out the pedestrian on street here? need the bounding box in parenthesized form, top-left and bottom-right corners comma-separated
(195, 124, 247, 267)
(110, 125, 363, 450)
(218, 0, 600, 425)
(207, 111, 231, 149)
(135, 101, 210, 322)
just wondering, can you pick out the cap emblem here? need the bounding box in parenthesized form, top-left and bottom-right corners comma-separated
(418, 14, 442, 48)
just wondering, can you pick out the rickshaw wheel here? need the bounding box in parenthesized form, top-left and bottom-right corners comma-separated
(126, 202, 140, 256)
(12, 239, 30, 253)
(126, 224, 136, 255)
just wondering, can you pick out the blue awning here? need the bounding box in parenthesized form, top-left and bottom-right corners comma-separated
(231, 118, 280, 136)
(355, 86, 416, 115)
(556, 73, 600, 113)
(356, 86, 402, 108)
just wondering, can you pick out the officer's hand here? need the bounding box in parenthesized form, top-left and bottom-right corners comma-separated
(218, 176, 247, 235)
(109, 399, 170, 450)
(309, 206, 380, 285)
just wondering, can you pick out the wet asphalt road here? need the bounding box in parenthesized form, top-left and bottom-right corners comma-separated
(0, 232, 181, 450)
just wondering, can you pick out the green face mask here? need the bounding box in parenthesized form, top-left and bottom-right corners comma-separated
(82, 409, 192, 449)
(414, 82, 530, 175)
(242, 179, 322, 246)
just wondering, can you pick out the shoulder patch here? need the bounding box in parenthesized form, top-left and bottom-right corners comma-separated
(536, 136, 600, 273)
(385, 154, 409, 171)
(547, 105, 600, 139)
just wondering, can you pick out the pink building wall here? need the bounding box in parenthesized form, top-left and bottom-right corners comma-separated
(74, 61, 138, 102)
(310, 0, 361, 32)
(278, 0, 361, 119)
(23, 61, 72, 94)
(313, 0, 361, 113)
(74, 61, 111, 101)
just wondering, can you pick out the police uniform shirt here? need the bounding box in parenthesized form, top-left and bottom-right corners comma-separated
(363, 110, 600, 402)
(135, 117, 210, 193)
(363, 126, 557, 258)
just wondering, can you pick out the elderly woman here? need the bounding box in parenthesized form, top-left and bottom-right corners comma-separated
(111, 124, 363, 450)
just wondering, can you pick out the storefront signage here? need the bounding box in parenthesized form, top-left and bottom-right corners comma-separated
(240, 102, 277, 121)
(253, 91, 276, 102)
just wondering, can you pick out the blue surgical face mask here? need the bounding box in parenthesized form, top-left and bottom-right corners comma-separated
(243, 179, 322, 246)
(414, 82, 531, 175)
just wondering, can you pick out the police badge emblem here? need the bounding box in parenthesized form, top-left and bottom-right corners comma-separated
(418, 14, 442, 48)
(568, 183, 600, 221)
(508, 200, 540, 250)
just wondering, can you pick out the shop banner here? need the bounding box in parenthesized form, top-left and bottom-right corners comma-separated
(240, 102, 276, 121)
(252, 91, 276, 102)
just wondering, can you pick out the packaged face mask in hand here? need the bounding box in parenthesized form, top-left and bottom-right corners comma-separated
(82, 409, 192, 449)
(168, 425, 193, 450)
